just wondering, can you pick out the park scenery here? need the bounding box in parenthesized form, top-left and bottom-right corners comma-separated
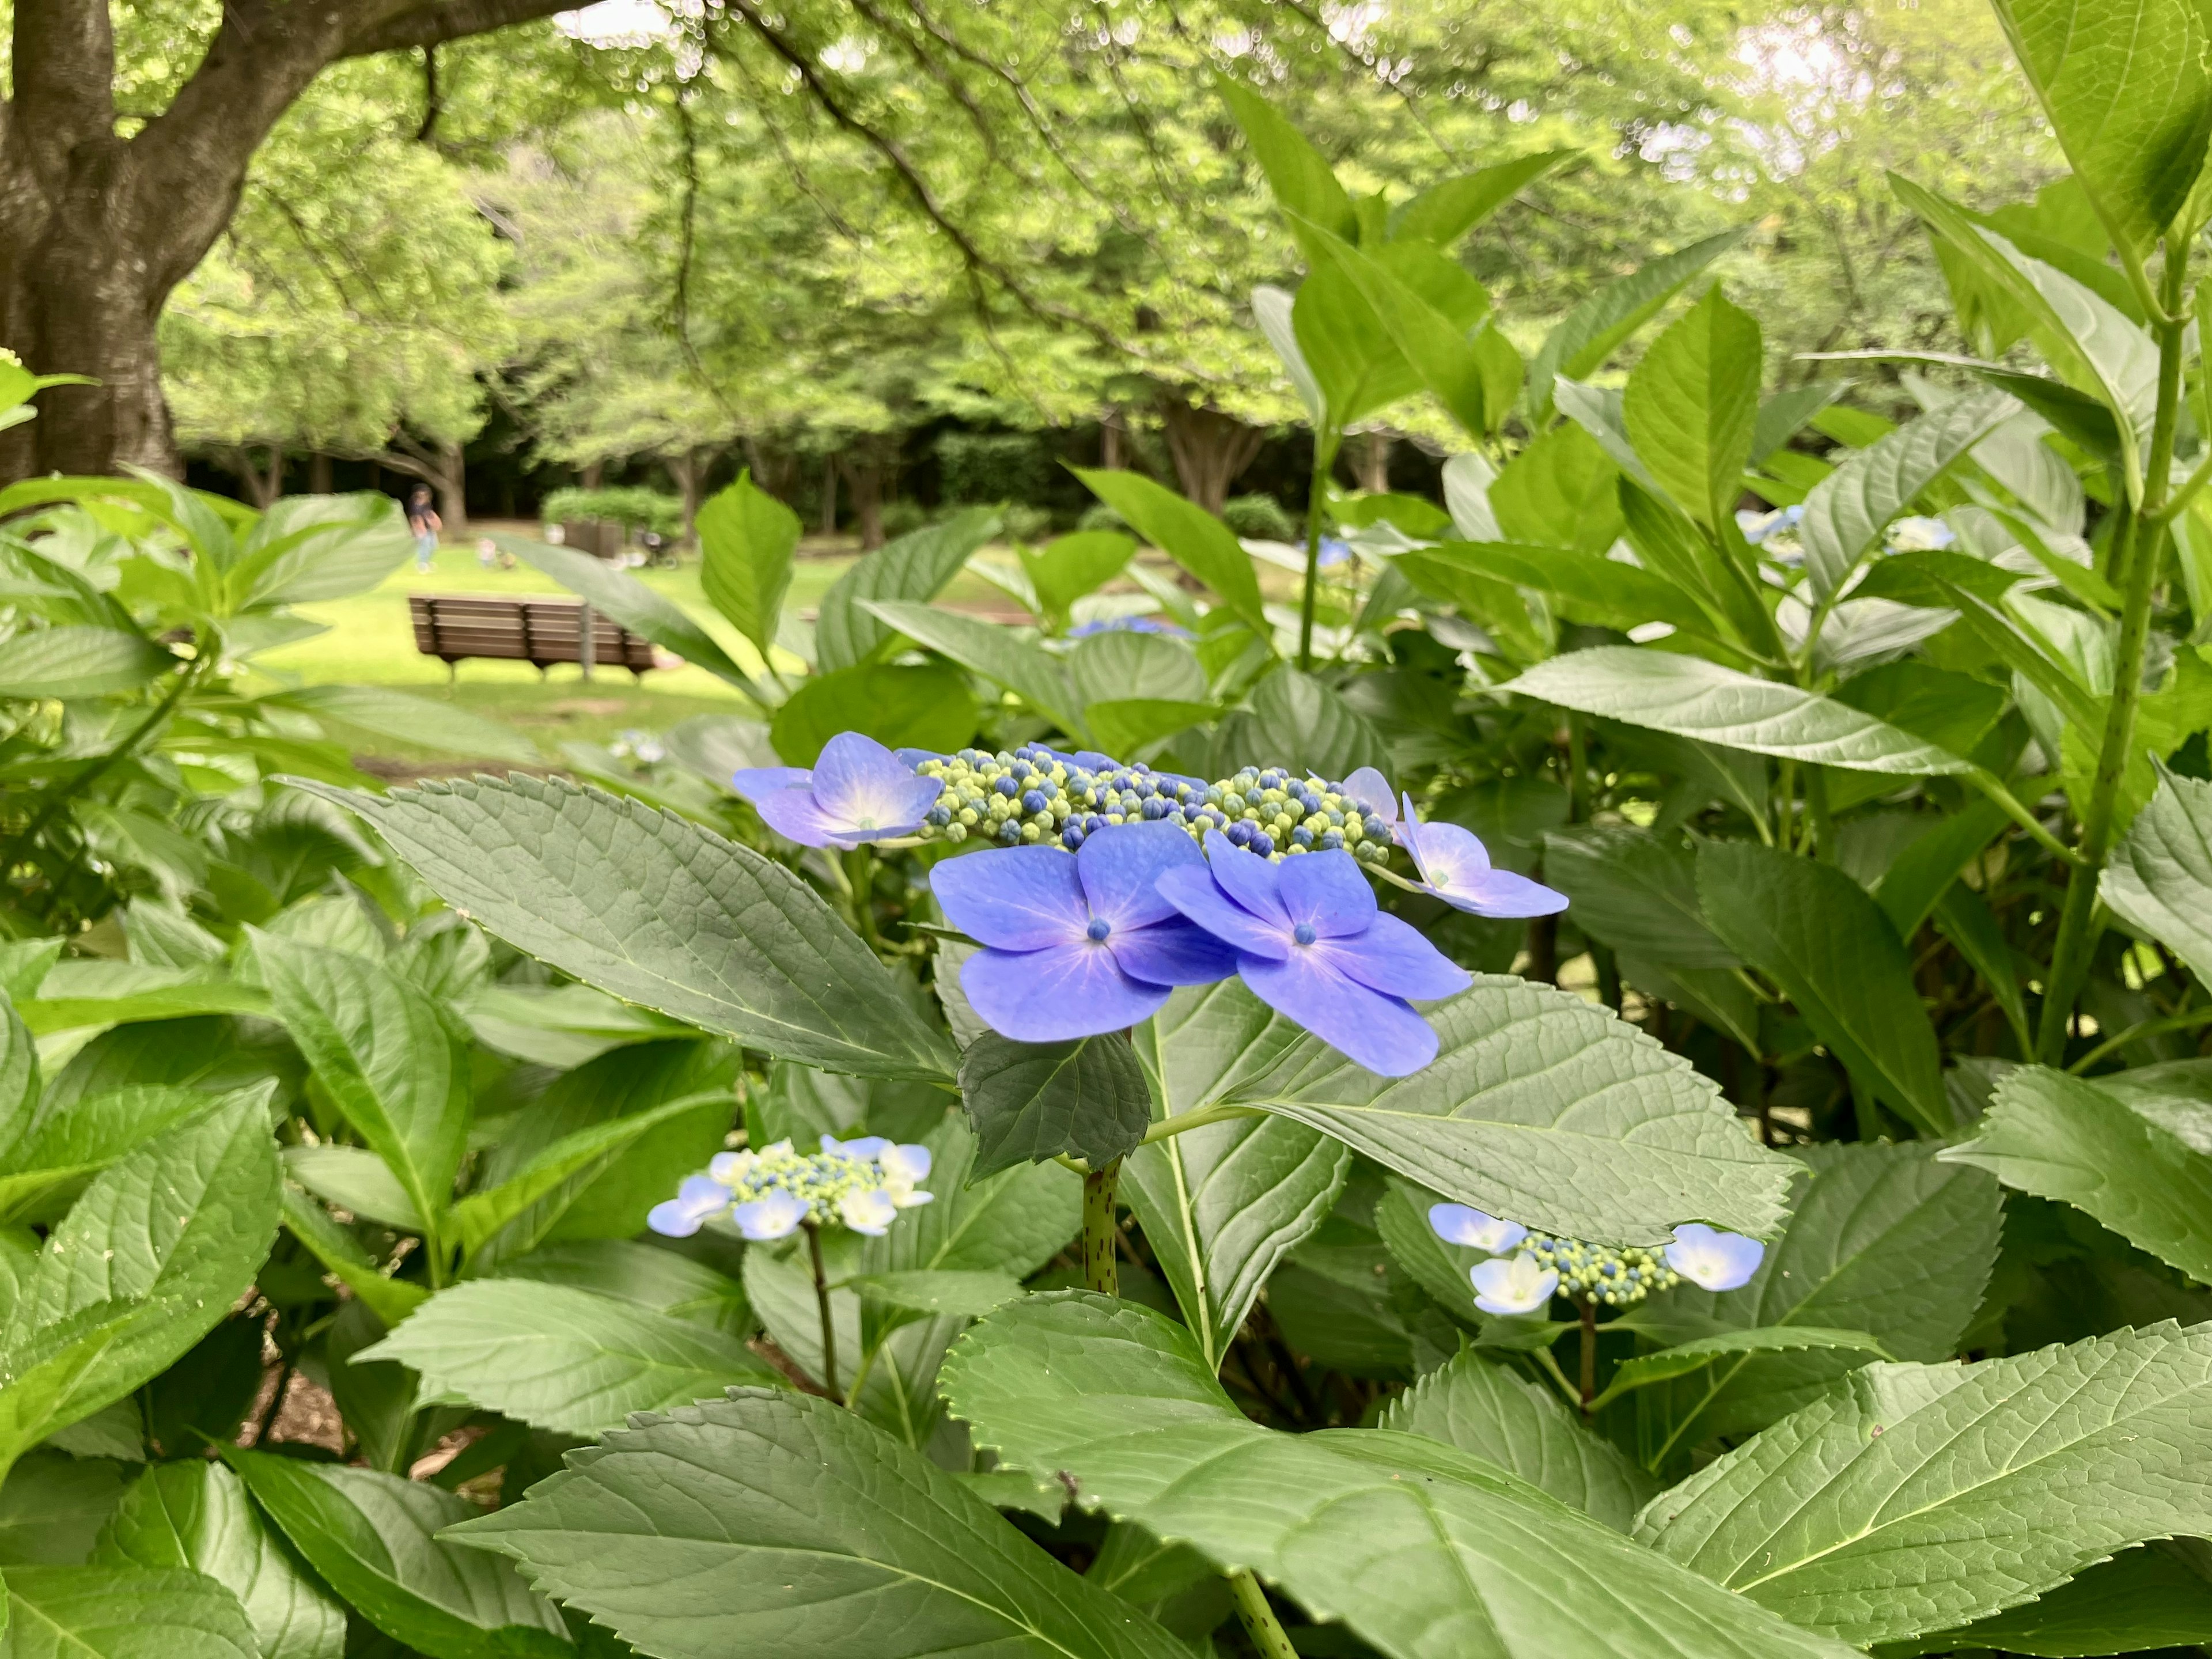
(8, 1, 2212, 1656)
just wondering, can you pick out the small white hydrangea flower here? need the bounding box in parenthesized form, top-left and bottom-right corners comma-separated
(1470, 1254, 1560, 1316)
(838, 1188, 899, 1235)
(650, 1133, 934, 1240)
(733, 1190, 810, 1241)
(646, 1175, 731, 1239)
(1429, 1203, 1527, 1254)
(1664, 1223, 1765, 1291)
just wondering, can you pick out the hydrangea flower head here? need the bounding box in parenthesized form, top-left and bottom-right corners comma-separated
(1470, 1254, 1559, 1315)
(1429, 1203, 1526, 1253)
(1397, 795, 1568, 919)
(931, 820, 1237, 1040)
(647, 1135, 933, 1241)
(732, 732, 941, 847)
(1525, 1234, 1680, 1307)
(646, 1174, 732, 1238)
(1156, 832, 1472, 1075)
(1066, 615, 1193, 639)
(1664, 1223, 1765, 1291)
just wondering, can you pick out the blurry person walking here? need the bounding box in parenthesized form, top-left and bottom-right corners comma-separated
(407, 485, 442, 572)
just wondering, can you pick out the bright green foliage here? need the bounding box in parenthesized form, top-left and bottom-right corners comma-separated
(957, 1033, 1153, 1175)
(697, 474, 801, 664)
(0, 1565, 259, 1659)
(1622, 289, 1762, 534)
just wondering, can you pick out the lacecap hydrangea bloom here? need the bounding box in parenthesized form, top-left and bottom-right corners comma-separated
(649, 1135, 933, 1241)
(732, 732, 942, 848)
(1427, 1205, 1764, 1313)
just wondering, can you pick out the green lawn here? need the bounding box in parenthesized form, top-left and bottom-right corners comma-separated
(244, 528, 1012, 760)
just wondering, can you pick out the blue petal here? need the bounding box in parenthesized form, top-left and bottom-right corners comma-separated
(931, 846, 1085, 949)
(1429, 866, 1569, 919)
(749, 788, 847, 847)
(1429, 1203, 1527, 1253)
(1237, 950, 1439, 1075)
(731, 766, 812, 804)
(1201, 830, 1291, 929)
(1342, 767, 1395, 819)
(1107, 918, 1240, 987)
(1078, 820, 1204, 931)
(959, 942, 1172, 1039)
(1324, 912, 1472, 1001)
(646, 1199, 704, 1237)
(1665, 1224, 1766, 1291)
(1275, 849, 1376, 939)
(1156, 865, 1289, 960)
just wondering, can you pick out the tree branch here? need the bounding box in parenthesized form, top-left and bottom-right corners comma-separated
(339, 0, 577, 58)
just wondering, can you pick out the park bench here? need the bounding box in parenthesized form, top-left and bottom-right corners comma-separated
(408, 594, 660, 681)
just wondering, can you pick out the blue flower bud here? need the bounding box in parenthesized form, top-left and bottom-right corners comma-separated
(1141, 797, 1170, 820)
(1061, 824, 1086, 849)
(1319, 828, 1343, 850)
(1226, 820, 1255, 847)
(1363, 815, 1388, 839)
(994, 775, 1021, 798)
(997, 820, 1022, 843)
(1021, 789, 1049, 814)
(1182, 802, 1207, 823)
(1291, 825, 1314, 847)
(1249, 830, 1275, 856)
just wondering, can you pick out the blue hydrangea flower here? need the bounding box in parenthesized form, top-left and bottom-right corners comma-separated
(930, 820, 1238, 1040)
(733, 1189, 812, 1240)
(1340, 767, 1395, 820)
(1317, 536, 1351, 569)
(1157, 831, 1472, 1076)
(1397, 794, 1568, 918)
(1470, 1254, 1559, 1315)
(1429, 1203, 1527, 1253)
(732, 732, 941, 847)
(646, 1174, 730, 1238)
(1665, 1223, 1765, 1290)
(1066, 615, 1192, 639)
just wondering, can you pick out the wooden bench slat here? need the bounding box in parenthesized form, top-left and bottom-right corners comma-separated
(407, 593, 662, 676)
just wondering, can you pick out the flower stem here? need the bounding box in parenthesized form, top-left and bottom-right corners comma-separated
(1083, 1158, 1122, 1296)
(1228, 1569, 1299, 1659)
(1578, 1297, 1598, 1415)
(804, 1221, 839, 1399)
(1298, 430, 1342, 671)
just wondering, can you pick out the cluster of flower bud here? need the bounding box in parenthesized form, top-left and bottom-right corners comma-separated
(910, 744, 1395, 864)
(648, 1134, 933, 1241)
(1521, 1234, 1682, 1308)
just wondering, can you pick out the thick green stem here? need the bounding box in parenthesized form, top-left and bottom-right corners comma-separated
(805, 1222, 839, 1399)
(1228, 1569, 1300, 1659)
(1083, 1158, 1122, 1296)
(1298, 431, 1341, 671)
(1803, 767, 1834, 862)
(2037, 256, 2190, 1061)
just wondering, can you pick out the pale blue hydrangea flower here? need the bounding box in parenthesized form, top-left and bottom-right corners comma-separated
(648, 1134, 933, 1241)
(1429, 1203, 1527, 1253)
(734, 1190, 812, 1240)
(646, 1175, 731, 1238)
(1396, 794, 1567, 919)
(1471, 1254, 1559, 1315)
(1665, 1223, 1765, 1290)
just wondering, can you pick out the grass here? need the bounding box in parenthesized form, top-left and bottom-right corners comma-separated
(244, 524, 1012, 760)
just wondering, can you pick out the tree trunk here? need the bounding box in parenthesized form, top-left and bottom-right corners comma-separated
(379, 436, 467, 535)
(581, 459, 604, 490)
(1160, 399, 1263, 516)
(839, 454, 884, 549)
(308, 451, 332, 493)
(1099, 407, 1124, 470)
(820, 453, 838, 537)
(1357, 430, 1391, 493)
(668, 445, 711, 545)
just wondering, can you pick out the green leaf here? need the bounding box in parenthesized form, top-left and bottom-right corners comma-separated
(1296, 228, 1509, 439)
(234, 493, 411, 608)
(282, 1146, 423, 1233)
(0, 628, 172, 701)
(1085, 700, 1218, 759)
(1696, 842, 1950, 1135)
(1377, 1349, 1658, 1531)
(1020, 531, 1134, 630)
(1, 1564, 257, 1659)
(1988, 0, 2212, 259)
(854, 601, 1088, 738)
(957, 1033, 1152, 1177)
(1943, 1065, 2212, 1285)
(696, 471, 800, 661)
(864, 1112, 1081, 1280)
(1621, 287, 1762, 532)
(1529, 229, 1748, 426)
(1069, 630, 1206, 709)
(0, 1094, 279, 1467)
(1124, 982, 1352, 1370)
(360, 1279, 775, 1437)
(767, 661, 978, 767)
(1388, 152, 1574, 247)
(225, 1449, 570, 1659)
(815, 509, 1001, 674)
(1399, 544, 1715, 643)
(1797, 389, 2018, 600)
(1509, 647, 1976, 775)
(1195, 977, 1795, 1245)
(942, 1293, 1858, 1659)
(276, 1185, 427, 1328)
(1883, 1540, 2212, 1658)
(1293, 262, 1426, 429)
(1590, 1327, 1891, 1412)
(251, 931, 467, 1240)
(450, 1387, 1187, 1658)
(1071, 470, 1270, 639)
(0, 1085, 229, 1225)
(289, 775, 957, 1082)
(501, 534, 757, 696)
(263, 685, 537, 765)
(1540, 825, 1739, 970)
(493, 1238, 749, 1333)
(1247, 667, 1387, 780)
(1637, 1323, 2212, 1646)
(843, 1270, 1024, 1318)
(0, 1454, 130, 1566)
(93, 1461, 344, 1659)
(2103, 770, 2212, 983)
(1216, 78, 1357, 247)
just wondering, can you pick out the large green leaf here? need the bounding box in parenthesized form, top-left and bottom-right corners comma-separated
(0, 628, 172, 701)
(815, 509, 1000, 673)
(264, 684, 538, 765)
(855, 601, 1088, 738)
(93, 1461, 344, 1659)
(1797, 389, 2018, 600)
(0, 1085, 232, 1225)
(1528, 230, 1747, 426)
(1540, 826, 1738, 971)
(0, 1095, 278, 1467)
(360, 1279, 775, 1436)
(942, 1293, 1857, 1659)
(502, 534, 757, 695)
(1510, 647, 1974, 775)
(1072, 470, 1269, 638)
(0, 997, 35, 1171)
(234, 493, 412, 608)
(2102, 770, 2212, 983)
(1, 1564, 257, 1659)
(0, 1454, 130, 1566)
(1987, 0, 2212, 259)
(290, 775, 956, 1082)
(251, 931, 468, 1243)
(1884, 1540, 2212, 1657)
(1637, 1323, 2212, 1646)
(1630, 1142, 2001, 1463)
(1247, 667, 1387, 781)
(863, 1110, 1080, 1280)
(1069, 630, 1206, 709)
(957, 1033, 1152, 1177)
(1378, 1349, 1657, 1531)
(1399, 544, 1715, 644)
(1195, 978, 1792, 1245)
(1942, 1065, 2212, 1285)
(768, 661, 978, 767)
(1216, 77, 1357, 247)
(1388, 152, 1572, 247)
(1125, 982, 1351, 1370)
(1696, 842, 1950, 1134)
(1297, 230, 1510, 440)
(226, 1450, 570, 1659)
(447, 1388, 1190, 1659)
(696, 471, 800, 661)
(1620, 287, 1761, 532)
